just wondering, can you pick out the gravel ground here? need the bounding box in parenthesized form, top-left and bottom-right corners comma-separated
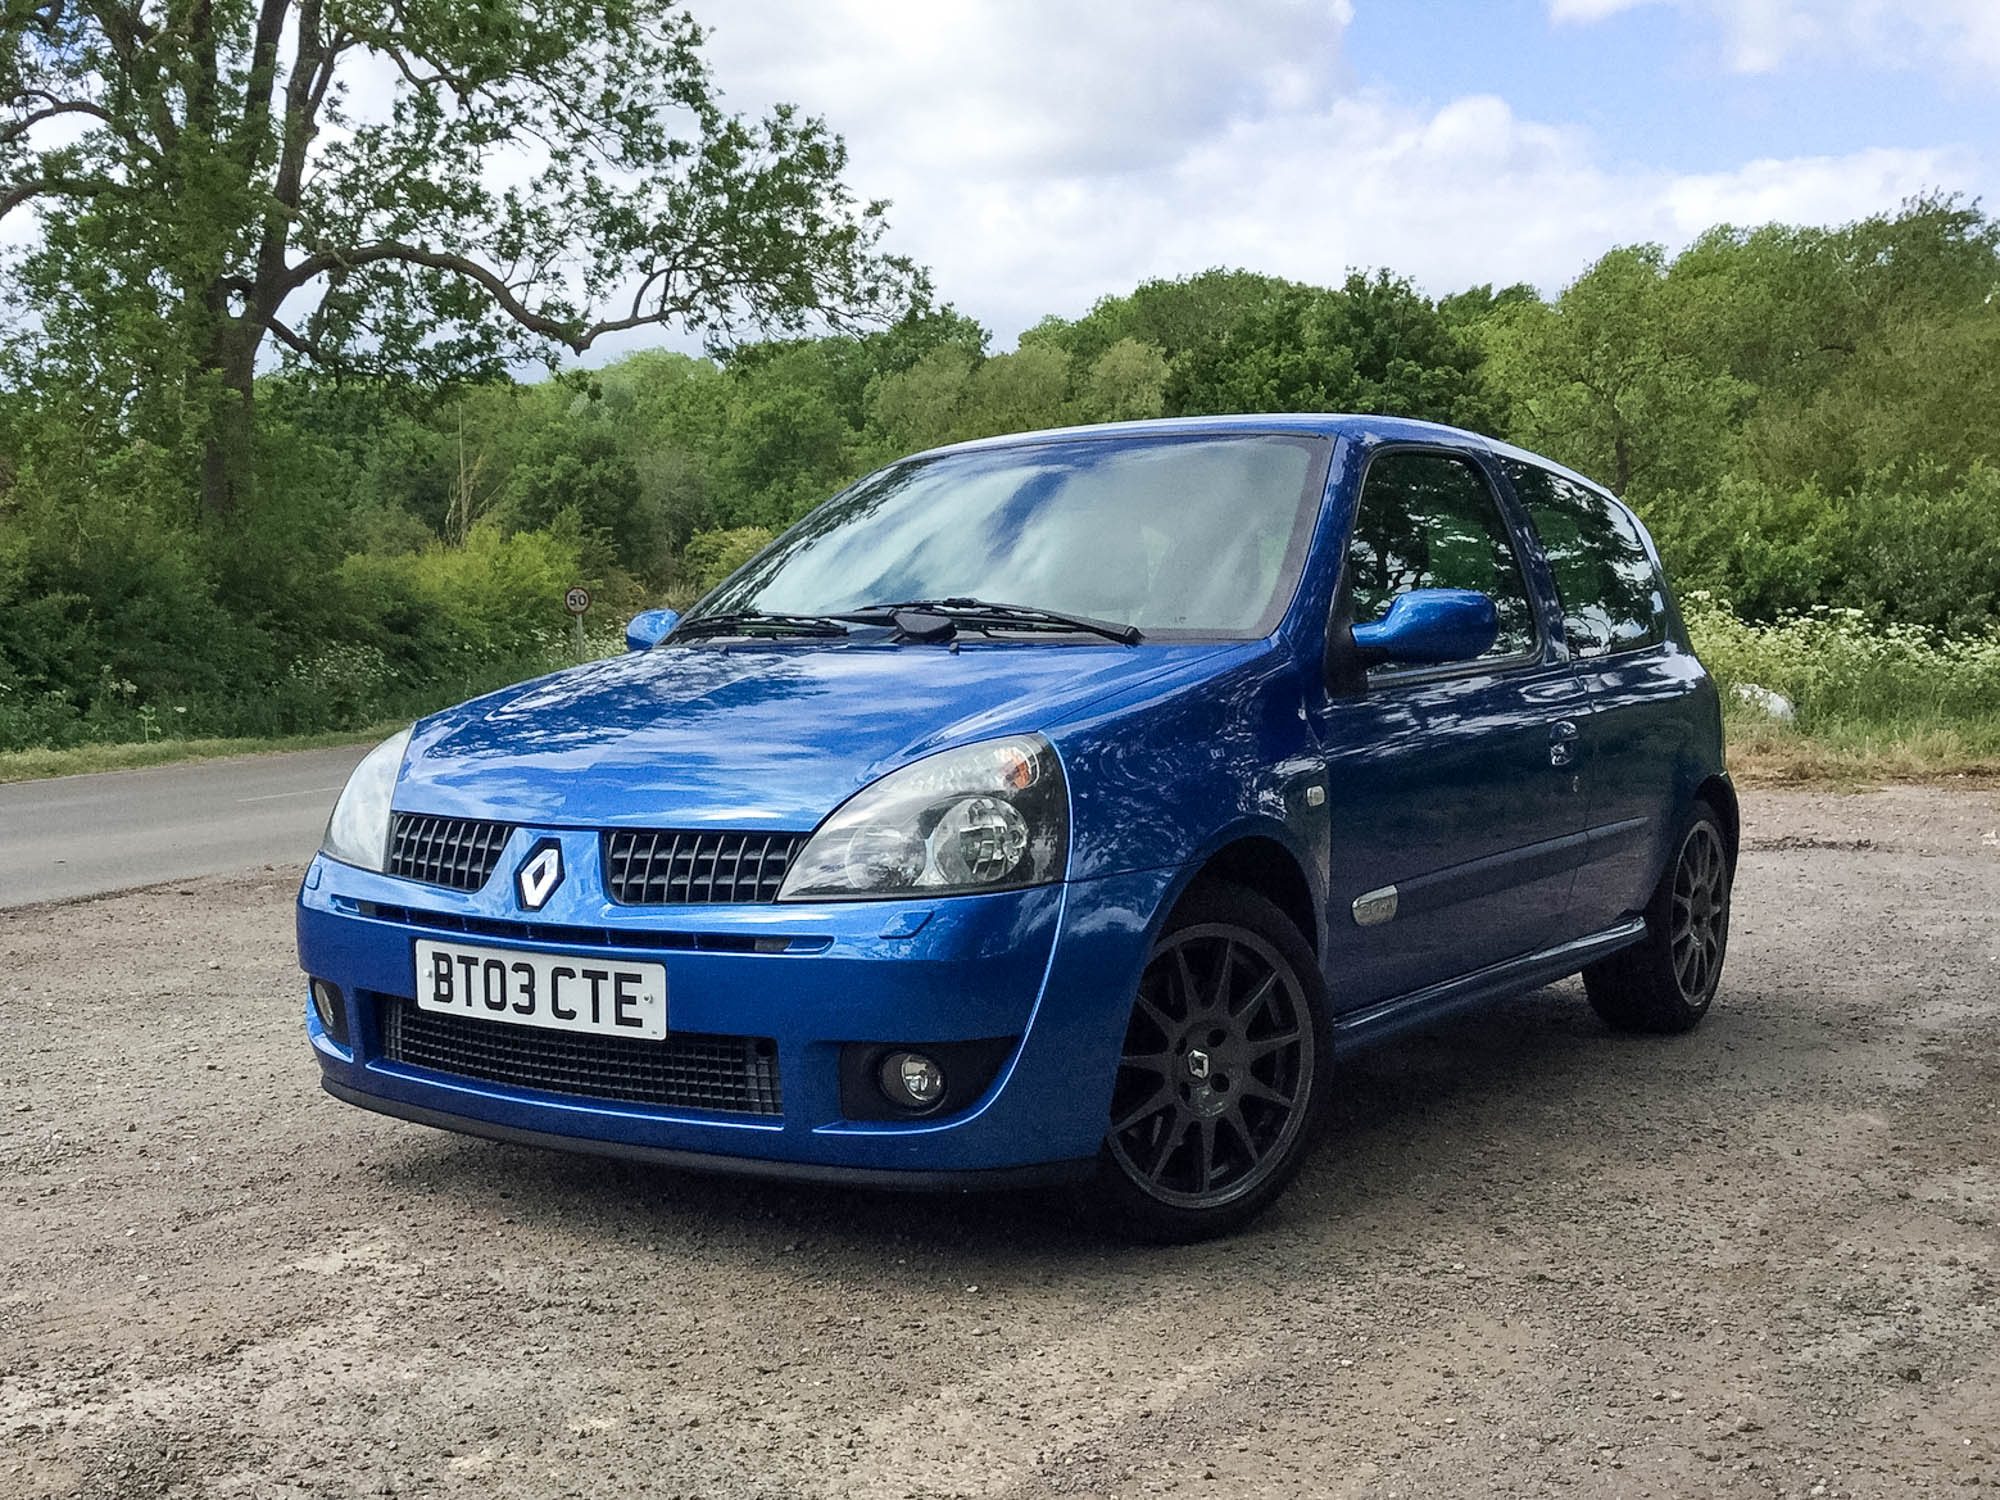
(3, 785, 1997, 1500)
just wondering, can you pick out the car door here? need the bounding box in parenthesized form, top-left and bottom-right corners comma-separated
(1500, 459, 1705, 932)
(1308, 445, 1589, 1010)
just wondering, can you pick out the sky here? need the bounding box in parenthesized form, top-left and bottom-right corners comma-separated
(689, 0, 1999, 348)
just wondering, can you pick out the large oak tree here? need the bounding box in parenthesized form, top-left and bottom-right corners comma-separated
(1, 0, 920, 512)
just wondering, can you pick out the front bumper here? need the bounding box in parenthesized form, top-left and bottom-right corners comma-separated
(297, 842, 1176, 1183)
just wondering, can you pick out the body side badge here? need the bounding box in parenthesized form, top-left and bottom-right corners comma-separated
(1352, 884, 1399, 928)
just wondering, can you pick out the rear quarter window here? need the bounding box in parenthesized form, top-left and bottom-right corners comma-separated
(1504, 461, 1670, 658)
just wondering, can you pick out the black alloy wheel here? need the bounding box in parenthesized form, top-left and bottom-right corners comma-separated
(1095, 884, 1329, 1241)
(1585, 798, 1733, 1034)
(1669, 818, 1730, 1002)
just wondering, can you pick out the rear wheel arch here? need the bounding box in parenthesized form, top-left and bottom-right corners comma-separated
(1696, 773, 1739, 865)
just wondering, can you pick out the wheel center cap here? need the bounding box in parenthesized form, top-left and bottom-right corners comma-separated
(1185, 1048, 1213, 1081)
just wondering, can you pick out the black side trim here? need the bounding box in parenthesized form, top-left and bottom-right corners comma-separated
(320, 1079, 1093, 1192)
(1585, 815, 1652, 856)
(1332, 916, 1647, 1050)
(1391, 828, 1589, 918)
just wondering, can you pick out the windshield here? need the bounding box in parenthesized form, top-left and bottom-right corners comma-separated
(693, 433, 1332, 638)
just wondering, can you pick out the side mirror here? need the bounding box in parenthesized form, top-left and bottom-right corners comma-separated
(625, 608, 681, 651)
(1351, 589, 1498, 666)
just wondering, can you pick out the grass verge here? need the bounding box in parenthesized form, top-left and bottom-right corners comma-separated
(1724, 714, 2000, 788)
(0, 727, 396, 785)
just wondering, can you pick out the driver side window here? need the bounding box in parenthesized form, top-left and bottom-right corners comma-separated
(1346, 450, 1537, 661)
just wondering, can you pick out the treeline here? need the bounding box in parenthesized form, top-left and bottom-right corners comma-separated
(3, 195, 1997, 751)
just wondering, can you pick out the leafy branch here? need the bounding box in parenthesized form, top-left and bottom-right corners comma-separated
(1, 0, 925, 511)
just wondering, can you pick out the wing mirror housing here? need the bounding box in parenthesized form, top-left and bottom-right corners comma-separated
(625, 608, 681, 651)
(1350, 588, 1499, 666)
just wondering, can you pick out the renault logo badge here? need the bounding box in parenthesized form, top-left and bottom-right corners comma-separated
(515, 840, 564, 910)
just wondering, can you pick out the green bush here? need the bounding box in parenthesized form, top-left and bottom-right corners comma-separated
(1684, 591, 2000, 733)
(0, 516, 589, 750)
(1650, 465, 2000, 635)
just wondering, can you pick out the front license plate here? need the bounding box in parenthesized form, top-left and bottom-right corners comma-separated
(414, 940, 667, 1041)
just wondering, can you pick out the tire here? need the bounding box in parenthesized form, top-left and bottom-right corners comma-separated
(1584, 799, 1733, 1035)
(1090, 882, 1332, 1243)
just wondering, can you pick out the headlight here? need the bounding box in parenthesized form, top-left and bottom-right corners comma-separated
(320, 726, 413, 872)
(778, 735, 1067, 901)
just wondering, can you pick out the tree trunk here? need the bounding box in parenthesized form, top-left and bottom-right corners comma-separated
(199, 322, 260, 516)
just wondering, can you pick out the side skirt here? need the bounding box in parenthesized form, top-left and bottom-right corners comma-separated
(1332, 917, 1647, 1052)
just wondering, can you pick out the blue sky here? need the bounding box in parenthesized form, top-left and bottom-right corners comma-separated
(1353, 1, 2000, 178)
(691, 0, 1996, 348)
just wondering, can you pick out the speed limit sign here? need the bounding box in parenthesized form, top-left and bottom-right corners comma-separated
(564, 586, 592, 616)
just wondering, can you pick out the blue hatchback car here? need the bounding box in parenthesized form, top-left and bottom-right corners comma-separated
(300, 415, 1735, 1240)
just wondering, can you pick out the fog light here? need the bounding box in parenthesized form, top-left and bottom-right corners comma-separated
(309, 978, 347, 1043)
(878, 1050, 946, 1112)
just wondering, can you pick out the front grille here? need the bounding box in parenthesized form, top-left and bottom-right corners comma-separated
(603, 830, 804, 905)
(388, 814, 513, 892)
(377, 996, 782, 1116)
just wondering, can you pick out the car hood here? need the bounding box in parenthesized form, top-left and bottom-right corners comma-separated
(396, 640, 1252, 829)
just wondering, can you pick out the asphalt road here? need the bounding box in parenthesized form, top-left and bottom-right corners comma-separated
(0, 746, 370, 908)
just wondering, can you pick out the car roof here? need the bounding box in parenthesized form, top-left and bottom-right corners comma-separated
(918, 412, 1492, 457)
(917, 414, 1621, 502)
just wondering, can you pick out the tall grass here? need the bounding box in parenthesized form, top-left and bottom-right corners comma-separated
(1683, 592, 2000, 778)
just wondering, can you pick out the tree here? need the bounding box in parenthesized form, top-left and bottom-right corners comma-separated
(712, 340, 858, 523)
(1, 0, 922, 513)
(957, 344, 1069, 439)
(1713, 197, 2000, 493)
(1166, 272, 1499, 429)
(502, 424, 644, 562)
(1477, 198, 2000, 505)
(1079, 337, 1167, 423)
(1028, 269, 1295, 371)
(1479, 246, 1751, 500)
(864, 344, 976, 456)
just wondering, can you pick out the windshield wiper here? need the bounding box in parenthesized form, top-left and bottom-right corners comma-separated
(670, 610, 851, 641)
(848, 597, 1142, 646)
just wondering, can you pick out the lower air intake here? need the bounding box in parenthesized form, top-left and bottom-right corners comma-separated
(377, 997, 782, 1116)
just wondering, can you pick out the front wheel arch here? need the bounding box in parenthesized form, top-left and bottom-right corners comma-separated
(1174, 834, 1320, 956)
(1088, 880, 1334, 1242)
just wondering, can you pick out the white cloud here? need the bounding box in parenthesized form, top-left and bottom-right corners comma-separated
(1655, 148, 1970, 228)
(1549, 0, 2000, 76)
(683, 3, 1981, 344)
(1088, 93, 1963, 303)
(705, 0, 1354, 180)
